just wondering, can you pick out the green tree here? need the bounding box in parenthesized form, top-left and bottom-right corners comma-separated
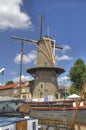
(5, 80, 14, 85)
(69, 58, 86, 94)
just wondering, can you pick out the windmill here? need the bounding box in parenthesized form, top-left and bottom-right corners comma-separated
(11, 15, 65, 99)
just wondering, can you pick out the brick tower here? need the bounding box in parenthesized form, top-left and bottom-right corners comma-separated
(27, 36, 65, 99)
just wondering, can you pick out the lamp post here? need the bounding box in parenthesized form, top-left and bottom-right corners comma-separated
(0, 68, 5, 85)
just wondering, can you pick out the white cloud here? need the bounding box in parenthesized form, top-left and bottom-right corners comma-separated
(14, 50, 37, 64)
(58, 76, 70, 82)
(58, 76, 71, 87)
(14, 54, 29, 64)
(56, 54, 73, 61)
(27, 50, 37, 63)
(13, 75, 34, 83)
(0, 0, 33, 30)
(62, 45, 71, 53)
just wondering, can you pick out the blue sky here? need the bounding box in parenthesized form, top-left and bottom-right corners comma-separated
(0, 0, 86, 86)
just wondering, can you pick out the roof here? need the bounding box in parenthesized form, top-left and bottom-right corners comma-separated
(0, 80, 34, 90)
(0, 84, 16, 90)
(0, 117, 34, 127)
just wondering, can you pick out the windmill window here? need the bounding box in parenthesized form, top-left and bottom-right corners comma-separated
(44, 62, 48, 67)
(40, 92, 43, 96)
(41, 84, 43, 88)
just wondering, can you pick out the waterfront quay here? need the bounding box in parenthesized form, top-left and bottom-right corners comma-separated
(39, 119, 70, 130)
(30, 111, 86, 130)
(38, 119, 86, 130)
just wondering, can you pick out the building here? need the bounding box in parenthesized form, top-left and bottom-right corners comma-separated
(0, 80, 71, 101)
(0, 80, 34, 101)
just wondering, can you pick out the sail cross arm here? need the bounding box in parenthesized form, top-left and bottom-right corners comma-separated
(10, 36, 38, 44)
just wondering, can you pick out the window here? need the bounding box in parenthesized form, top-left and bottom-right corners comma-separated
(33, 122, 36, 130)
(41, 84, 43, 88)
(22, 95, 26, 99)
(44, 62, 48, 67)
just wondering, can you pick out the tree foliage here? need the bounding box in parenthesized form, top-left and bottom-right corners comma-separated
(5, 80, 14, 85)
(69, 58, 86, 94)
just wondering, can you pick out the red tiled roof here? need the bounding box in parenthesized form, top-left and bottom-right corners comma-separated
(0, 84, 16, 90)
(0, 80, 34, 90)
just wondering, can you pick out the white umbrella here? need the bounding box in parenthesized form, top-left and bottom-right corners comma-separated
(67, 94, 80, 99)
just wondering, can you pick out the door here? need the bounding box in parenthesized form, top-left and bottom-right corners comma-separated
(16, 120, 27, 130)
